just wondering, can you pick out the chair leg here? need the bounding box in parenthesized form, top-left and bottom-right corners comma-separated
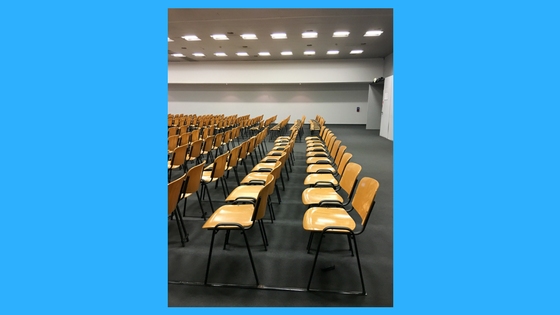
(243, 160, 249, 175)
(280, 172, 285, 191)
(223, 230, 230, 250)
(307, 230, 326, 290)
(233, 168, 241, 186)
(223, 177, 230, 195)
(257, 220, 267, 251)
(204, 183, 215, 213)
(284, 166, 290, 181)
(177, 209, 189, 242)
(275, 184, 281, 204)
(196, 191, 206, 220)
(182, 196, 188, 217)
(220, 178, 228, 199)
(352, 235, 366, 295)
(204, 229, 218, 284)
(241, 229, 260, 286)
(307, 232, 314, 253)
(347, 234, 354, 256)
(174, 210, 185, 247)
(267, 197, 275, 223)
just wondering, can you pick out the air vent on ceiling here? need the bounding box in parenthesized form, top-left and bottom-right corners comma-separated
(242, 46, 248, 48)
(361, 43, 366, 45)
(227, 32, 234, 35)
(307, 44, 312, 46)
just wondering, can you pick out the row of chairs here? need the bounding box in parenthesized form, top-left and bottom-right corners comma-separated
(297, 123, 380, 295)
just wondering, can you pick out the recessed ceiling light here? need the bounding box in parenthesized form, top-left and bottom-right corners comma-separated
(236, 52, 249, 56)
(281, 51, 293, 56)
(240, 34, 258, 40)
(350, 50, 364, 54)
(364, 30, 383, 37)
(327, 50, 339, 55)
(271, 33, 287, 39)
(302, 32, 318, 38)
(168, 37, 173, 42)
(211, 34, 229, 40)
(171, 53, 184, 57)
(304, 51, 315, 55)
(182, 35, 200, 41)
(192, 53, 205, 57)
(258, 52, 271, 56)
(214, 52, 227, 56)
(333, 31, 349, 37)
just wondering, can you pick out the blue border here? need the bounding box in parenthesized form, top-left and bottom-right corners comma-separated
(3, 1, 560, 314)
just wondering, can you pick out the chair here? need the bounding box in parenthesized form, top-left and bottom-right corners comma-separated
(237, 140, 251, 175)
(202, 177, 274, 285)
(168, 144, 188, 182)
(179, 161, 207, 219)
(225, 173, 275, 224)
(186, 139, 203, 165)
(168, 127, 178, 137)
(178, 132, 191, 147)
(307, 145, 347, 175)
(302, 162, 361, 208)
(201, 135, 215, 162)
(304, 177, 380, 295)
(200, 152, 229, 214)
(211, 132, 224, 157)
(304, 153, 353, 187)
(224, 145, 242, 185)
(245, 136, 258, 167)
(252, 152, 288, 191)
(169, 174, 188, 246)
(168, 135, 179, 155)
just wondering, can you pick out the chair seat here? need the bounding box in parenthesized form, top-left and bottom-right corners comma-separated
(180, 192, 193, 199)
(201, 171, 218, 183)
(302, 187, 343, 205)
(225, 186, 263, 202)
(307, 164, 335, 173)
(304, 174, 338, 186)
(252, 163, 276, 172)
(306, 152, 328, 158)
(240, 172, 270, 184)
(306, 147, 326, 152)
(303, 207, 355, 232)
(305, 136, 320, 141)
(307, 157, 332, 164)
(168, 161, 182, 169)
(202, 204, 255, 229)
(260, 156, 281, 163)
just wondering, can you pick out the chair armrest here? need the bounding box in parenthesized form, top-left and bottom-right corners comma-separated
(318, 200, 343, 207)
(312, 181, 336, 188)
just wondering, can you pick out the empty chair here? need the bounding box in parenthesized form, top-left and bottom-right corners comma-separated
(202, 177, 274, 285)
(186, 139, 203, 165)
(304, 177, 380, 295)
(168, 127, 178, 137)
(168, 135, 179, 155)
(303, 153, 353, 187)
(179, 161, 207, 220)
(169, 174, 188, 247)
(302, 162, 361, 208)
(225, 174, 275, 225)
(168, 144, 188, 182)
(224, 145, 242, 185)
(200, 152, 229, 212)
(178, 132, 191, 147)
(200, 135, 215, 162)
(307, 145, 347, 175)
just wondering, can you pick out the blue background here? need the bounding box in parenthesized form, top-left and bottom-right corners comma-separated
(2, 0, 560, 313)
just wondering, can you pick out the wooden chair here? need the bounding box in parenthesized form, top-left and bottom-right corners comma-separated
(304, 177, 380, 295)
(186, 139, 203, 165)
(302, 162, 361, 208)
(200, 152, 229, 213)
(303, 153, 353, 187)
(202, 177, 274, 285)
(179, 161, 207, 220)
(168, 135, 179, 156)
(307, 145, 347, 176)
(169, 174, 188, 246)
(168, 144, 188, 182)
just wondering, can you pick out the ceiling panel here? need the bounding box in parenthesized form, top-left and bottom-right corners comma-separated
(168, 9, 393, 62)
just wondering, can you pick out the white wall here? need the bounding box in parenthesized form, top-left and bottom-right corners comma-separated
(384, 53, 393, 77)
(168, 59, 384, 84)
(366, 84, 384, 130)
(168, 83, 369, 124)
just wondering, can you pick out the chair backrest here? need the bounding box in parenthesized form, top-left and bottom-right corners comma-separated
(188, 139, 203, 159)
(334, 146, 347, 168)
(247, 136, 257, 154)
(179, 132, 191, 146)
(179, 125, 188, 135)
(268, 162, 282, 192)
(238, 140, 249, 159)
(202, 128, 210, 139)
(253, 175, 274, 221)
(184, 161, 204, 194)
(170, 144, 188, 167)
(210, 152, 228, 179)
(329, 140, 341, 157)
(168, 174, 186, 215)
(338, 153, 353, 176)
(168, 127, 178, 137)
(213, 132, 223, 148)
(168, 118, 173, 127)
(339, 163, 362, 195)
(227, 145, 242, 168)
(202, 135, 215, 152)
(191, 129, 200, 140)
(326, 136, 337, 151)
(352, 177, 380, 229)
(223, 130, 231, 143)
(168, 135, 179, 152)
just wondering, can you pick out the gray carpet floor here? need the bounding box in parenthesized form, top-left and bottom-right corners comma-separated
(168, 124, 393, 307)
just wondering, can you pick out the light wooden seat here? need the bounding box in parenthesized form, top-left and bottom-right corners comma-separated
(304, 153, 352, 186)
(178, 161, 206, 219)
(307, 146, 347, 174)
(168, 144, 188, 182)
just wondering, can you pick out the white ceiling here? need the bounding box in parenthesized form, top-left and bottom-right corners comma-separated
(168, 9, 393, 62)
